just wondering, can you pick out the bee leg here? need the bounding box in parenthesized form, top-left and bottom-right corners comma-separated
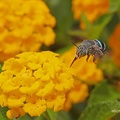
(86, 50, 91, 62)
(93, 55, 96, 63)
(86, 54, 90, 62)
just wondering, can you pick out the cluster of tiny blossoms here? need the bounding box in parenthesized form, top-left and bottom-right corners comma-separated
(0, 51, 75, 119)
(0, 0, 56, 61)
(72, 0, 109, 28)
(109, 24, 120, 67)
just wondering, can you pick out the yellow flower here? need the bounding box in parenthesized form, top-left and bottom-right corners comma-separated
(64, 80, 88, 111)
(8, 96, 26, 108)
(0, 51, 75, 119)
(23, 99, 46, 117)
(60, 46, 103, 84)
(72, 0, 109, 28)
(7, 108, 25, 119)
(0, 0, 56, 61)
(108, 24, 120, 67)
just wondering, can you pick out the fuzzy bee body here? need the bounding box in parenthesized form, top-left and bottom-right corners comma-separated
(70, 39, 106, 67)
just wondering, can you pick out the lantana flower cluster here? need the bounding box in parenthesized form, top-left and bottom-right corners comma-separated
(0, 0, 56, 61)
(72, 0, 109, 28)
(109, 24, 120, 67)
(0, 51, 75, 119)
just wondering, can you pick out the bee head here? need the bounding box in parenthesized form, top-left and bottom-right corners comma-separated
(94, 39, 107, 53)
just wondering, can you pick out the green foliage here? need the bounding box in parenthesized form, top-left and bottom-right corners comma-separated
(112, 113, 120, 120)
(88, 81, 120, 104)
(57, 111, 71, 120)
(46, 109, 57, 120)
(0, 63, 2, 73)
(79, 100, 120, 120)
(70, 14, 113, 39)
(99, 56, 120, 82)
(110, 0, 120, 13)
(17, 114, 32, 120)
(33, 115, 46, 120)
(78, 81, 120, 120)
(45, 110, 71, 120)
(0, 107, 9, 120)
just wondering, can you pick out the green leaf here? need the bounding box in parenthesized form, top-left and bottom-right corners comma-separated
(0, 107, 9, 120)
(57, 111, 71, 120)
(86, 14, 113, 39)
(17, 114, 32, 120)
(0, 63, 2, 73)
(33, 115, 46, 120)
(78, 100, 120, 120)
(110, 0, 120, 13)
(46, 109, 57, 120)
(81, 13, 92, 28)
(78, 81, 120, 120)
(88, 81, 120, 104)
(112, 113, 120, 120)
(56, 44, 72, 54)
(70, 14, 113, 39)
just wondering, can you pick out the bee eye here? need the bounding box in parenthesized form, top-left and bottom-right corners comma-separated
(95, 39, 102, 48)
(102, 42, 107, 53)
(100, 41, 106, 53)
(95, 39, 106, 52)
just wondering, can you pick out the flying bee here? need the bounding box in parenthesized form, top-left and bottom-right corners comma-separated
(70, 39, 106, 67)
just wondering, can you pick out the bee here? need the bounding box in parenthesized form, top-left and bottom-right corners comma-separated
(70, 39, 106, 67)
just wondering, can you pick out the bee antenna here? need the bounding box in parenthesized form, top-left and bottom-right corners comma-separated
(71, 41, 78, 48)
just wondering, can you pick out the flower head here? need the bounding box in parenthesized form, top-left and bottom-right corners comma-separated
(0, 0, 56, 61)
(108, 24, 120, 67)
(0, 51, 75, 119)
(72, 0, 109, 28)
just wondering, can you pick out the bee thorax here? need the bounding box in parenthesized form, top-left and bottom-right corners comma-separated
(76, 45, 87, 57)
